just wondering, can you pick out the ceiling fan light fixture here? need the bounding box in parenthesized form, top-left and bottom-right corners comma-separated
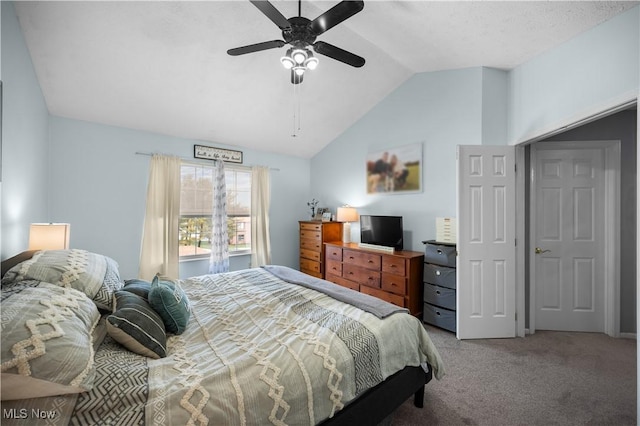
(304, 55, 319, 70)
(292, 49, 307, 64)
(281, 55, 295, 69)
(293, 66, 306, 76)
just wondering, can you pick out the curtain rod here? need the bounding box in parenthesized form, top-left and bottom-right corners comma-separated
(134, 151, 280, 171)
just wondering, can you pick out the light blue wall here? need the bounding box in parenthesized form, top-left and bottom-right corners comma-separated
(1, 1, 50, 259)
(509, 6, 639, 144)
(310, 67, 508, 251)
(48, 116, 310, 279)
(1, 0, 310, 278)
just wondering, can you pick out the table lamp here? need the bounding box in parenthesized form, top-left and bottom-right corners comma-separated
(337, 206, 358, 243)
(28, 223, 71, 250)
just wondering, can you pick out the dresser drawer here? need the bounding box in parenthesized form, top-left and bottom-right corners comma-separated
(343, 263, 380, 288)
(300, 248, 320, 262)
(382, 255, 406, 276)
(423, 303, 456, 332)
(424, 283, 456, 310)
(326, 259, 343, 276)
(300, 229, 321, 241)
(424, 263, 456, 289)
(300, 222, 322, 232)
(300, 238, 322, 252)
(326, 273, 359, 291)
(424, 242, 457, 267)
(325, 246, 343, 261)
(343, 249, 381, 270)
(381, 273, 407, 296)
(300, 257, 320, 274)
(361, 286, 405, 308)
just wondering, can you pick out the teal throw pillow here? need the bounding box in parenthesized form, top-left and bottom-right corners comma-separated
(148, 275, 190, 335)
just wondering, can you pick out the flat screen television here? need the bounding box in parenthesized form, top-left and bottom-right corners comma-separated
(360, 215, 403, 251)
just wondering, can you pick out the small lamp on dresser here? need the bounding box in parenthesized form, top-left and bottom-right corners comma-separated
(28, 223, 71, 250)
(337, 206, 358, 244)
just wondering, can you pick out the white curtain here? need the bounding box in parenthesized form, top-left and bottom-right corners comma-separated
(251, 166, 272, 267)
(139, 155, 181, 280)
(208, 160, 229, 274)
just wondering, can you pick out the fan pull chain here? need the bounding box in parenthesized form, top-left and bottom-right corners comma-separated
(291, 78, 302, 137)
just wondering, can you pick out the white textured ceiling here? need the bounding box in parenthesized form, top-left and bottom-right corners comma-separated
(13, 1, 638, 158)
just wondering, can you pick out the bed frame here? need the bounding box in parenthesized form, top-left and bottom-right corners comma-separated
(324, 365, 432, 425)
(1, 251, 432, 425)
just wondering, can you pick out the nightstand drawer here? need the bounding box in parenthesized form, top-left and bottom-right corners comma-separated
(423, 303, 456, 332)
(424, 242, 457, 267)
(424, 283, 455, 310)
(424, 263, 456, 289)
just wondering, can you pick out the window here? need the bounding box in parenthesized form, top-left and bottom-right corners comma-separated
(179, 163, 251, 259)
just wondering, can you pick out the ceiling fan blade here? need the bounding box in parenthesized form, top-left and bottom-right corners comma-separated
(250, 0, 291, 30)
(227, 40, 285, 56)
(291, 70, 303, 85)
(313, 41, 365, 68)
(309, 0, 364, 36)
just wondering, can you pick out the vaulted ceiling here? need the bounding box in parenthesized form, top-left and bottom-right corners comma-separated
(13, 1, 638, 158)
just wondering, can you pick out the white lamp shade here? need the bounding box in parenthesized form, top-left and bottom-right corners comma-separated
(337, 206, 358, 223)
(29, 223, 70, 250)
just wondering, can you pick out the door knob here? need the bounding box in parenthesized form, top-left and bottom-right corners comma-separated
(535, 247, 551, 254)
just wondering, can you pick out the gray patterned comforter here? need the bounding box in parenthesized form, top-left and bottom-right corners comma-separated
(1, 267, 444, 426)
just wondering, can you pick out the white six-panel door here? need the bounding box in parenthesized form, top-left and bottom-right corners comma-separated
(457, 145, 516, 339)
(531, 143, 606, 332)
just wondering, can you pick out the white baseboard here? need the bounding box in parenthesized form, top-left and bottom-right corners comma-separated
(619, 332, 637, 340)
(525, 328, 636, 339)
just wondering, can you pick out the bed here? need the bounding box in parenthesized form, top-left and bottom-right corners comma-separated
(0, 249, 444, 425)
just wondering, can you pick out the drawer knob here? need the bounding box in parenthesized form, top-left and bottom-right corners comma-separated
(436, 290, 441, 295)
(436, 311, 441, 316)
(436, 270, 441, 276)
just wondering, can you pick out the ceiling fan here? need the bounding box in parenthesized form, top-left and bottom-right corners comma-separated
(227, 0, 365, 84)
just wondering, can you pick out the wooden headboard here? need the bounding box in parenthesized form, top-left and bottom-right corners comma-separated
(1, 250, 38, 278)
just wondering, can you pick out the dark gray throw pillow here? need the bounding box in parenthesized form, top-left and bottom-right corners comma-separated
(122, 279, 152, 299)
(106, 290, 167, 359)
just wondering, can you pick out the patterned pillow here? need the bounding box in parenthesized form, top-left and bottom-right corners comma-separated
(148, 275, 191, 335)
(1, 281, 100, 400)
(106, 291, 167, 359)
(1, 249, 124, 311)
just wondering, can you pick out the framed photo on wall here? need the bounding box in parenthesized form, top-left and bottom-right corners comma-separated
(366, 143, 422, 194)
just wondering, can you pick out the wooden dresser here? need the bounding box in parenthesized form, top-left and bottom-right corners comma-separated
(299, 221, 342, 279)
(324, 242, 424, 316)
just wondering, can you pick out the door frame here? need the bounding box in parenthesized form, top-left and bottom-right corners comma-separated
(528, 140, 621, 337)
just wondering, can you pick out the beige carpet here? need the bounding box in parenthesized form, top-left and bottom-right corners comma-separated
(391, 325, 636, 425)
